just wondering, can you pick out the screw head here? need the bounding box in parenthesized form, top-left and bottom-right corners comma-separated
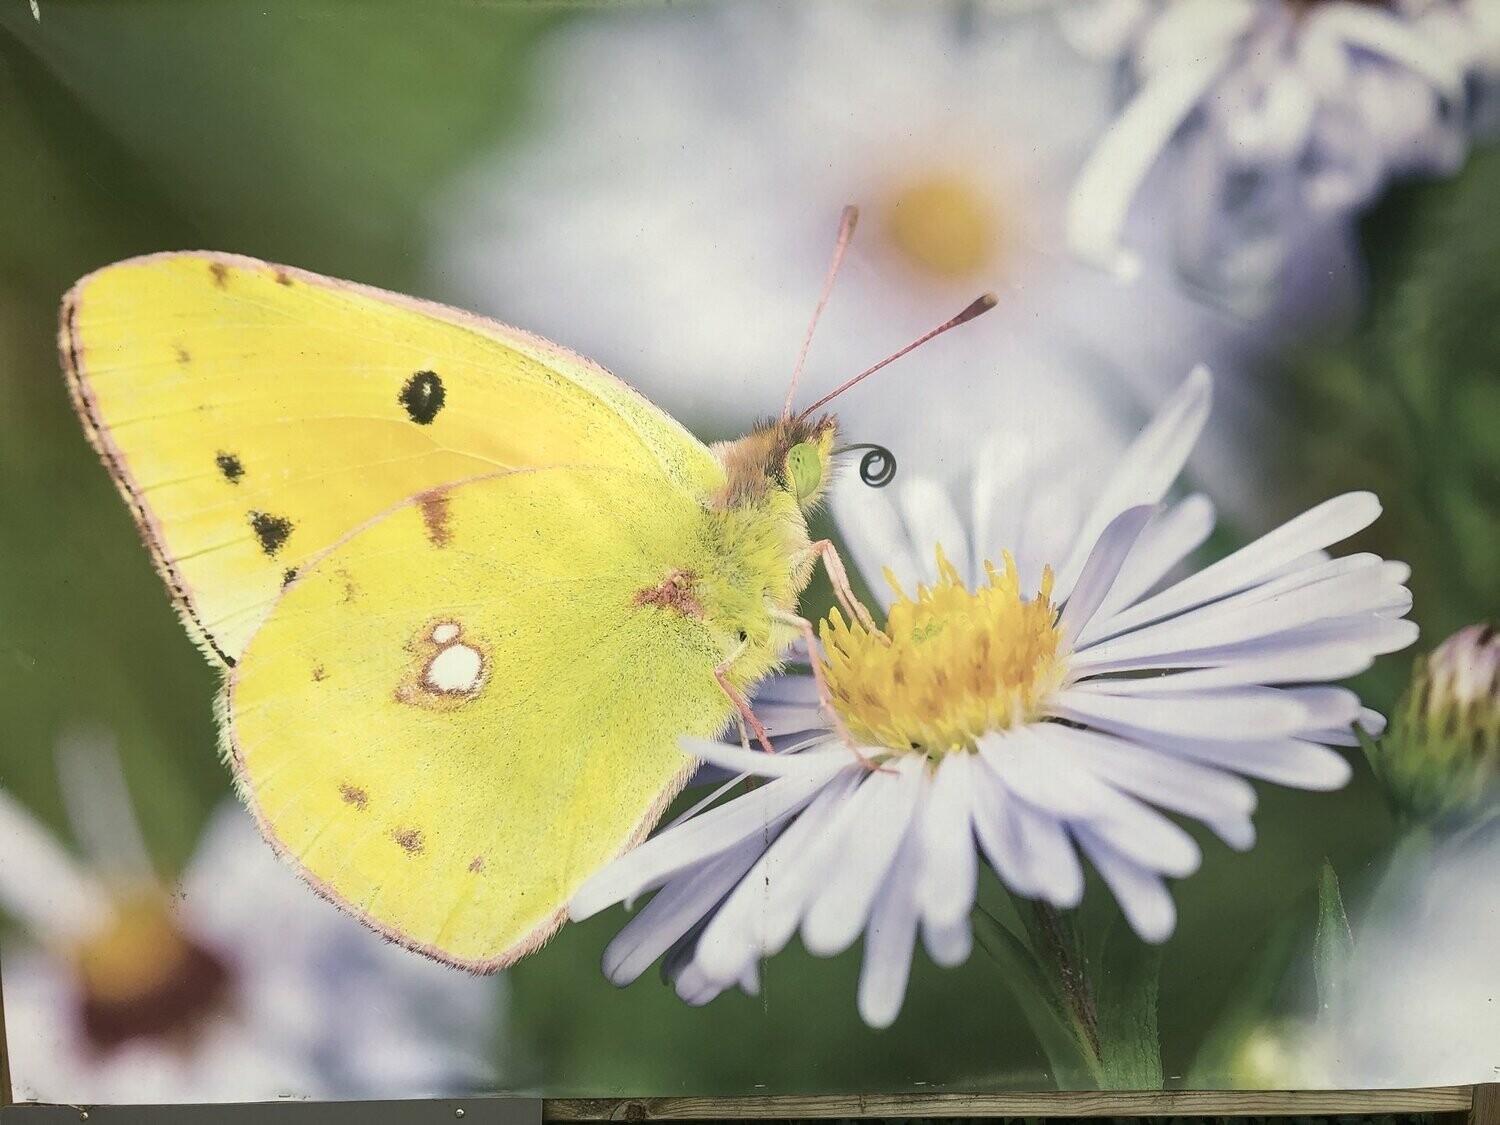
(455, 1110, 466, 1120)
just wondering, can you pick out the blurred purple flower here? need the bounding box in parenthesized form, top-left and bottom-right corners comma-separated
(1061, 0, 1500, 303)
(0, 731, 502, 1103)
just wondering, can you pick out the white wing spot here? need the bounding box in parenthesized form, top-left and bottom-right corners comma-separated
(425, 643, 484, 694)
(431, 622, 460, 644)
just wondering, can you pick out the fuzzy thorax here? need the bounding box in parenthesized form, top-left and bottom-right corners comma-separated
(694, 415, 839, 693)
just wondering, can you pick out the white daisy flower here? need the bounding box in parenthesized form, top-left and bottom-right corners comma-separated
(429, 0, 1253, 488)
(1061, 0, 1500, 298)
(569, 366, 1416, 1028)
(0, 733, 501, 1104)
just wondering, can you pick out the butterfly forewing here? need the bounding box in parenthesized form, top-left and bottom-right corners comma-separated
(61, 252, 721, 663)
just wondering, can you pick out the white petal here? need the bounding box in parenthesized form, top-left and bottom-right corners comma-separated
(678, 737, 850, 781)
(801, 758, 925, 957)
(970, 756, 1085, 908)
(976, 725, 1114, 819)
(856, 829, 923, 1029)
(752, 675, 822, 706)
(1088, 493, 1217, 628)
(1041, 725, 1257, 821)
(56, 728, 156, 883)
(0, 787, 113, 944)
(1005, 727, 1204, 877)
(921, 913, 973, 970)
(1307, 4, 1465, 97)
(1067, 57, 1228, 278)
(753, 703, 829, 739)
(969, 436, 1040, 585)
(1057, 505, 1158, 646)
(1052, 684, 1310, 740)
(898, 476, 970, 590)
(570, 768, 834, 919)
(692, 768, 864, 984)
(1072, 614, 1419, 678)
(1054, 368, 1213, 598)
(1079, 798, 1201, 879)
(1087, 492, 1384, 642)
(672, 958, 734, 1008)
(1082, 636, 1384, 688)
(1075, 826, 1178, 944)
(1282, 685, 1363, 732)
(915, 753, 978, 929)
(1206, 812, 1257, 852)
(1304, 706, 1387, 746)
(601, 837, 766, 986)
(747, 767, 882, 960)
(1136, 0, 1257, 75)
(1074, 553, 1406, 668)
(1124, 730, 1353, 790)
(835, 480, 922, 608)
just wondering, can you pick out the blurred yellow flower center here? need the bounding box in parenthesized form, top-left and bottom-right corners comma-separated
(75, 894, 194, 1004)
(819, 548, 1066, 756)
(71, 891, 230, 1049)
(882, 173, 1000, 279)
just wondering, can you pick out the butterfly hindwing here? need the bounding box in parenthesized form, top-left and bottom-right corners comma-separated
(61, 252, 721, 664)
(227, 465, 735, 969)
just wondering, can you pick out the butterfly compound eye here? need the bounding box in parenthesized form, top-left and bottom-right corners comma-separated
(786, 442, 823, 502)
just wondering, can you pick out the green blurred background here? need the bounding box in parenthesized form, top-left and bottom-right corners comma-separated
(0, 0, 1496, 1098)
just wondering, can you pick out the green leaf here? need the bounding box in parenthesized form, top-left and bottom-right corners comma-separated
(1313, 859, 1355, 1016)
(972, 907, 1101, 1089)
(1093, 916, 1163, 1089)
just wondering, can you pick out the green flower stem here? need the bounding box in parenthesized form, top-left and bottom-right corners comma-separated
(975, 903, 1163, 1090)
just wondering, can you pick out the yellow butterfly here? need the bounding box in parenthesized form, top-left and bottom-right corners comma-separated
(59, 209, 994, 971)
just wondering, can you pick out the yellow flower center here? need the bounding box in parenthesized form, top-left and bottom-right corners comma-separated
(819, 548, 1067, 756)
(70, 891, 231, 1049)
(881, 173, 1001, 279)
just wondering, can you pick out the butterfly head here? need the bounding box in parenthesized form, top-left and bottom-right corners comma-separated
(714, 413, 838, 513)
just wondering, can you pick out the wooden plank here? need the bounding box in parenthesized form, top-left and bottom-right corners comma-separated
(1470, 1084, 1500, 1125)
(545, 1086, 1475, 1120)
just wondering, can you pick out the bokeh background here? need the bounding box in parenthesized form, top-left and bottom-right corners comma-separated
(1, 0, 1497, 1102)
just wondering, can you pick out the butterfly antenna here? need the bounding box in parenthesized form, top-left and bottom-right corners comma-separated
(797, 292, 998, 420)
(783, 204, 860, 421)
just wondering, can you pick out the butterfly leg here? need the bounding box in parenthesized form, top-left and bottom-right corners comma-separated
(730, 709, 753, 754)
(808, 539, 881, 635)
(770, 609, 889, 774)
(715, 643, 776, 755)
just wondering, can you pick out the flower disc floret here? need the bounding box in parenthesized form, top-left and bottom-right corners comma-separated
(820, 549, 1066, 755)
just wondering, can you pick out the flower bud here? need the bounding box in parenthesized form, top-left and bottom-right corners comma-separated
(1373, 624, 1500, 826)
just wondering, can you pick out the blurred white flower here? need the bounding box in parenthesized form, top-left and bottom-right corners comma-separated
(0, 733, 501, 1104)
(428, 0, 1268, 498)
(1061, 0, 1500, 301)
(1304, 829, 1500, 1085)
(570, 367, 1416, 1028)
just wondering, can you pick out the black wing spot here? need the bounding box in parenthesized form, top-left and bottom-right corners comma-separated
(249, 511, 294, 556)
(215, 451, 244, 483)
(399, 370, 445, 425)
(281, 567, 298, 586)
